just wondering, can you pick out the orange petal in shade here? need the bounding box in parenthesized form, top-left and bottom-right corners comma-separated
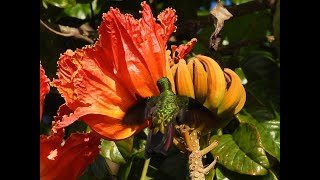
(97, 1, 178, 97)
(40, 63, 50, 122)
(53, 104, 151, 140)
(40, 128, 101, 180)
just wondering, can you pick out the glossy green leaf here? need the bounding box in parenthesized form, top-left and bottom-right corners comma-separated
(43, 0, 76, 8)
(100, 139, 126, 164)
(261, 120, 280, 146)
(262, 170, 278, 180)
(236, 112, 280, 162)
(64, 0, 100, 20)
(215, 165, 279, 180)
(233, 123, 270, 168)
(115, 137, 133, 159)
(215, 167, 227, 180)
(210, 134, 268, 175)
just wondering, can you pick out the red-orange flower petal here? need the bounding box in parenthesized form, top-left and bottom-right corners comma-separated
(40, 63, 50, 122)
(40, 128, 101, 180)
(52, 47, 151, 139)
(52, 2, 178, 140)
(53, 104, 150, 140)
(97, 1, 177, 97)
(174, 38, 197, 61)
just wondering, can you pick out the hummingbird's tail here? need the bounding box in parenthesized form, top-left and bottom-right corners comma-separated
(144, 122, 174, 159)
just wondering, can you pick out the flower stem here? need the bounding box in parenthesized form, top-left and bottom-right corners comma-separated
(140, 158, 150, 180)
(177, 125, 219, 180)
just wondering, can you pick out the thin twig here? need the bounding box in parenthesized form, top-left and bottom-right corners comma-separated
(40, 19, 73, 37)
(199, 140, 218, 157)
(203, 156, 219, 174)
(40, 19, 94, 44)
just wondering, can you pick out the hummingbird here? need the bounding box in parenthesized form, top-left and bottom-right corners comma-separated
(122, 77, 222, 159)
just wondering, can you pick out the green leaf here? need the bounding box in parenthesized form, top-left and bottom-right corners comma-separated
(215, 165, 279, 180)
(64, 0, 101, 20)
(236, 112, 280, 162)
(115, 137, 134, 159)
(233, 123, 270, 168)
(215, 167, 227, 180)
(205, 168, 215, 180)
(241, 53, 279, 82)
(43, 0, 76, 8)
(239, 51, 279, 123)
(221, 10, 272, 44)
(262, 170, 278, 180)
(63, 3, 90, 20)
(246, 80, 280, 113)
(243, 104, 276, 122)
(118, 157, 134, 180)
(100, 139, 126, 164)
(235, 67, 247, 84)
(125, 130, 149, 159)
(260, 120, 280, 146)
(210, 134, 268, 175)
(197, 9, 210, 16)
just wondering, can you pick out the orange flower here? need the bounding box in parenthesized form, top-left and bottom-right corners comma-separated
(40, 65, 101, 180)
(40, 63, 50, 122)
(51, 2, 178, 140)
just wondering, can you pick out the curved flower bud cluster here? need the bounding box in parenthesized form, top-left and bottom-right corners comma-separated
(171, 55, 246, 128)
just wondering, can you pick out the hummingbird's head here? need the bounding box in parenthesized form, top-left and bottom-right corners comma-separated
(156, 77, 172, 92)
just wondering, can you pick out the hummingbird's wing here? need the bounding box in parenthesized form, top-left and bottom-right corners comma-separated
(177, 96, 223, 130)
(122, 96, 159, 126)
